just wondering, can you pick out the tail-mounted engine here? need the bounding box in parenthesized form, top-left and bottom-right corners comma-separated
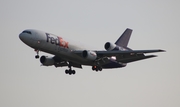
(104, 42, 131, 51)
(82, 50, 97, 60)
(104, 42, 120, 51)
(40, 56, 54, 66)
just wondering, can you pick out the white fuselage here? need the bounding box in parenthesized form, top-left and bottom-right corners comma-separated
(19, 29, 95, 65)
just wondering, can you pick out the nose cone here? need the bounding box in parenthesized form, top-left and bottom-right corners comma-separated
(19, 32, 28, 44)
(19, 33, 24, 41)
(19, 31, 33, 46)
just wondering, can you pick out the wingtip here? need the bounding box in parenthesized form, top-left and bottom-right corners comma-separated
(147, 55, 157, 58)
(152, 55, 157, 57)
(159, 49, 166, 52)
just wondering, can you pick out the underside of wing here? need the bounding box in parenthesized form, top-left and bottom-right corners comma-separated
(53, 56, 82, 68)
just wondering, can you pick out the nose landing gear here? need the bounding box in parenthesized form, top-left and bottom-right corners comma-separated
(35, 55, 39, 59)
(35, 49, 39, 59)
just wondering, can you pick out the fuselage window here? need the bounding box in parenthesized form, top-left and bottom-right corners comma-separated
(22, 31, 32, 34)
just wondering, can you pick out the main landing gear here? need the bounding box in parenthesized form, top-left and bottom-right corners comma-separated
(35, 49, 39, 59)
(65, 65, 76, 75)
(92, 66, 102, 71)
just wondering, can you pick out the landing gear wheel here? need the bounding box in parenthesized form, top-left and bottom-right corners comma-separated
(65, 69, 76, 75)
(65, 70, 69, 74)
(65, 64, 76, 75)
(92, 66, 95, 71)
(35, 55, 39, 59)
(72, 70, 76, 74)
(69, 70, 72, 75)
(34, 49, 39, 59)
(99, 67, 102, 71)
(92, 66, 102, 72)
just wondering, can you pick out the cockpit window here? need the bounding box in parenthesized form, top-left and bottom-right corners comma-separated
(22, 30, 32, 34)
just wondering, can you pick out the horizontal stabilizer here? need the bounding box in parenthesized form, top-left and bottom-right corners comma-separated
(118, 55, 157, 63)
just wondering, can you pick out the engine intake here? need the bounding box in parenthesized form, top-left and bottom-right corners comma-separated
(40, 56, 54, 66)
(104, 42, 119, 51)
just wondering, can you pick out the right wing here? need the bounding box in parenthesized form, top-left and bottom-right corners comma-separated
(96, 49, 164, 63)
(73, 49, 165, 63)
(95, 49, 165, 56)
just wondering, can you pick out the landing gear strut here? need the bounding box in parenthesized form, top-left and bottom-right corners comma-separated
(65, 65, 76, 75)
(35, 49, 39, 59)
(92, 66, 102, 71)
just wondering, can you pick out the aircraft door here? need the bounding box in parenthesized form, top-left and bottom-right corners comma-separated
(33, 31, 45, 49)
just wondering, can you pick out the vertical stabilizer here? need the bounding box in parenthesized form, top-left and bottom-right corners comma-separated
(115, 28, 132, 47)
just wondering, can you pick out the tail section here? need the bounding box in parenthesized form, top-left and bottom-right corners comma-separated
(115, 28, 132, 47)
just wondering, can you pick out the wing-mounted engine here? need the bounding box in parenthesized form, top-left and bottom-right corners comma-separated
(40, 56, 54, 66)
(82, 50, 97, 60)
(104, 42, 120, 51)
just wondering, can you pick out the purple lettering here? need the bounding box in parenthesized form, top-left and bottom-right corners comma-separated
(46, 33, 51, 42)
(46, 33, 68, 48)
(51, 37, 55, 44)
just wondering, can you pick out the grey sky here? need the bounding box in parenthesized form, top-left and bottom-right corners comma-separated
(0, 0, 179, 107)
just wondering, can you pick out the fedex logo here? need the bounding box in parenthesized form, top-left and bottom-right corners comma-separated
(46, 33, 68, 48)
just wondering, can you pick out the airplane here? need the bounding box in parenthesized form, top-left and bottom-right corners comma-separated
(19, 28, 165, 75)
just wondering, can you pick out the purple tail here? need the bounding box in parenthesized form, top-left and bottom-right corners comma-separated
(115, 28, 132, 47)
